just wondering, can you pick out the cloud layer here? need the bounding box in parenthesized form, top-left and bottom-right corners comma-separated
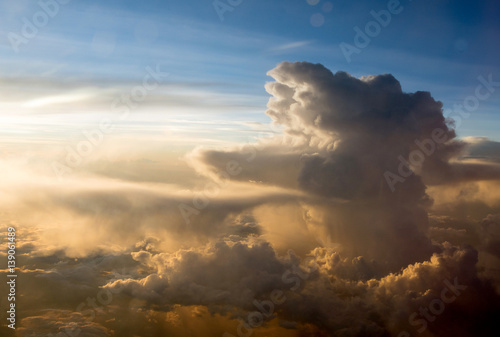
(2, 62, 500, 337)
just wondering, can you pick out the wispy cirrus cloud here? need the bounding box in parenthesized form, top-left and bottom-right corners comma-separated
(270, 40, 314, 52)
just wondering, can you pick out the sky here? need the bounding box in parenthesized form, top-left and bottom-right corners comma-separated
(1, 1, 500, 337)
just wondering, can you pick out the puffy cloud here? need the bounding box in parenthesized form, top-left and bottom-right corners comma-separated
(479, 213, 500, 258)
(195, 62, 460, 270)
(104, 240, 294, 310)
(96, 240, 498, 337)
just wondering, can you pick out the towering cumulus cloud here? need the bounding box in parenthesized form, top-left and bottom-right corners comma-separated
(197, 62, 463, 271)
(267, 62, 457, 271)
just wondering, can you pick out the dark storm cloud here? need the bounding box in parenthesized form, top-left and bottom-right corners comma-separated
(193, 62, 500, 274)
(196, 62, 460, 270)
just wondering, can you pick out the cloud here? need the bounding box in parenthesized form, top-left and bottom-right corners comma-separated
(18, 310, 111, 337)
(271, 40, 314, 52)
(195, 62, 462, 270)
(22, 91, 97, 108)
(460, 137, 500, 163)
(97, 240, 499, 337)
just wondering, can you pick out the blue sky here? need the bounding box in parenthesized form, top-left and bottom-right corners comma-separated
(0, 0, 499, 151)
